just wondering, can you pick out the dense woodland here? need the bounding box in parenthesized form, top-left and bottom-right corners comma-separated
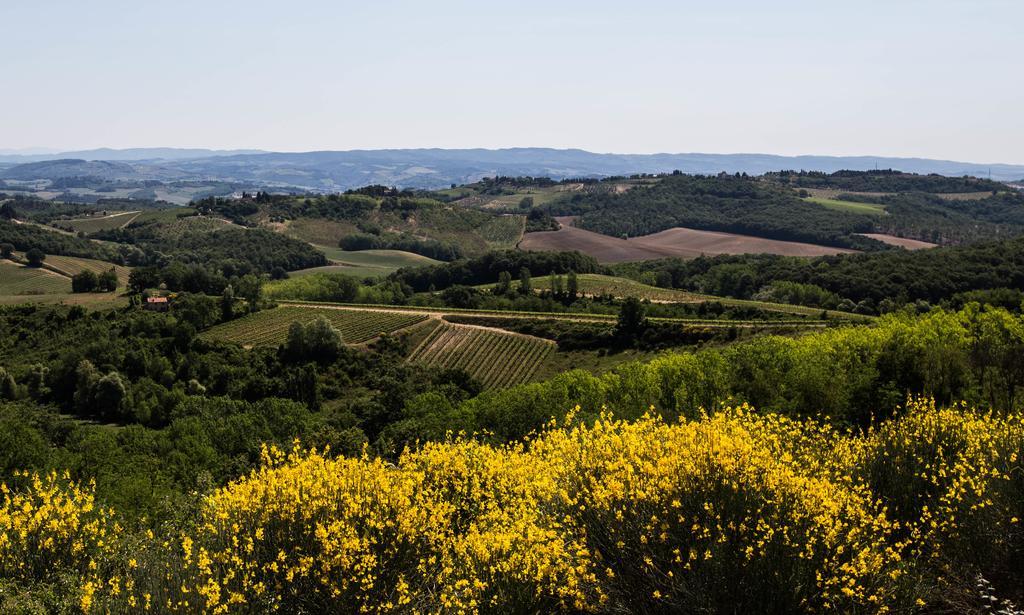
(852, 190, 1024, 243)
(766, 169, 1006, 193)
(534, 171, 1024, 247)
(0, 219, 130, 263)
(548, 173, 883, 249)
(612, 236, 1024, 312)
(93, 220, 326, 273)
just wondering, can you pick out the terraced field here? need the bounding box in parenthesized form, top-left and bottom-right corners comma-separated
(0, 261, 72, 295)
(202, 306, 428, 347)
(407, 322, 554, 388)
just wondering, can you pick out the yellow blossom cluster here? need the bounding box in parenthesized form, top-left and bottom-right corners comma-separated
(2, 399, 1023, 613)
(855, 398, 1024, 594)
(0, 470, 120, 612)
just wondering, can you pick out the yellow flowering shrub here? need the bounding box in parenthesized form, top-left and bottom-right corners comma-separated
(857, 398, 1024, 600)
(119, 440, 601, 613)
(4, 400, 1023, 612)
(534, 410, 905, 613)
(0, 470, 119, 612)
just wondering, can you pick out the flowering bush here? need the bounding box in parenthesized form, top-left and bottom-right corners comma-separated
(0, 471, 120, 612)
(3, 401, 1023, 613)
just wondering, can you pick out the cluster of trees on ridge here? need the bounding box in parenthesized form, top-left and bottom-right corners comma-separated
(765, 168, 1006, 193)
(545, 173, 883, 249)
(0, 219, 130, 263)
(611, 236, 1024, 313)
(93, 221, 326, 273)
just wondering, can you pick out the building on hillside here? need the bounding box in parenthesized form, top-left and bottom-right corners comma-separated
(144, 296, 170, 312)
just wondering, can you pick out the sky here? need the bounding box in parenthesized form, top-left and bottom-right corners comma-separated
(1, 0, 1022, 163)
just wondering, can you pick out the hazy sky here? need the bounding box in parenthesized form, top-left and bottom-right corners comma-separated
(2, 0, 1022, 162)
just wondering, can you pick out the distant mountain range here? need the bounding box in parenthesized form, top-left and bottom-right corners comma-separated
(0, 148, 264, 163)
(2, 148, 1022, 193)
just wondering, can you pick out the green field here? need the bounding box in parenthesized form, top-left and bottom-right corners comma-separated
(0, 261, 72, 295)
(202, 306, 429, 347)
(59, 211, 141, 234)
(407, 322, 554, 388)
(803, 196, 886, 216)
(299, 247, 440, 278)
(283, 219, 359, 246)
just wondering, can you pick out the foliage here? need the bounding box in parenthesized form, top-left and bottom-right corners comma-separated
(0, 220, 125, 264)
(612, 237, 1024, 307)
(768, 169, 1006, 193)
(394, 250, 601, 293)
(8, 401, 1024, 612)
(24, 248, 45, 267)
(97, 222, 327, 274)
(340, 232, 464, 261)
(71, 269, 118, 293)
(263, 272, 362, 303)
(548, 174, 881, 249)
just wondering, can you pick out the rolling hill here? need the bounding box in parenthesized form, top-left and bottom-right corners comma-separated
(4, 149, 1024, 193)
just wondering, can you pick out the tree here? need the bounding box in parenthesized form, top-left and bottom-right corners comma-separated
(94, 371, 128, 421)
(71, 270, 99, 293)
(284, 321, 307, 363)
(284, 317, 344, 364)
(235, 273, 263, 311)
(0, 243, 13, 259)
(25, 248, 45, 267)
(97, 268, 118, 291)
(305, 316, 344, 363)
(518, 196, 534, 210)
(495, 271, 512, 296)
(549, 271, 564, 297)
(616, 297, 649, 339)
(73, 360, 100, 414)
(519, 267, 532, 295)
(567, 270, 579, 301)
(221, 285, 236, 321)
(129, 267, 161, 294)
(0, 368, 18, 400)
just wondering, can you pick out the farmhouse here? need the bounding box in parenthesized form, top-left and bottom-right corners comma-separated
(144, 296, 169, 312)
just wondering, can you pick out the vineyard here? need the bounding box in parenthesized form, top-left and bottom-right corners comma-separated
(39, 254, 132, 287)
(202, 306, 428, 347)
(0, 261, 71, 295)
(407, 322, 554, 388)
(478, 214, 526, 249)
